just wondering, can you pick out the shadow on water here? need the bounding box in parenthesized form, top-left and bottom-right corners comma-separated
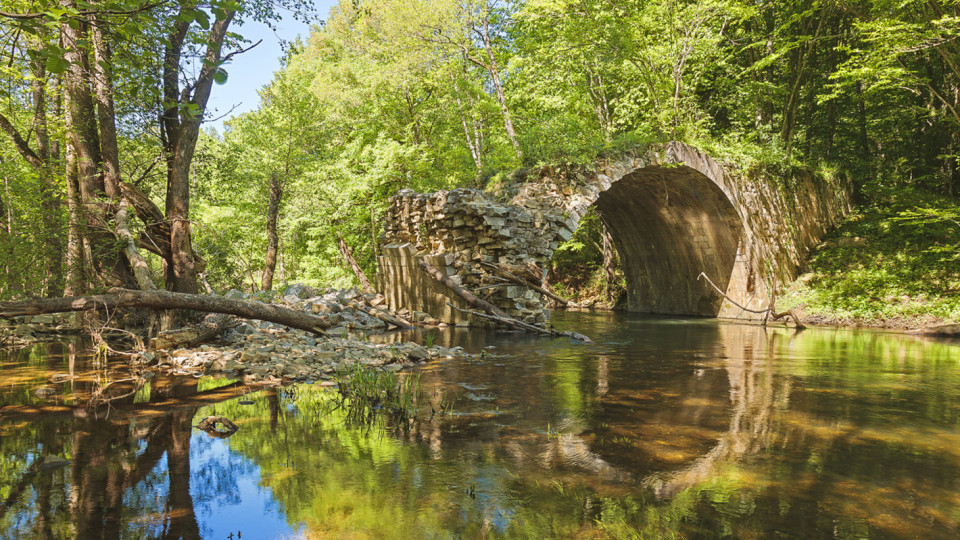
(3, 313, 960, 538)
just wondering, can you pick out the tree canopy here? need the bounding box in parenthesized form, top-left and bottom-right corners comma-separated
(0, 0, 957, 298)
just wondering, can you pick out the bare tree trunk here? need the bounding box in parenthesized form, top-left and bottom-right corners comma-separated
(338, 236, 375, 294)
(63, 140, 86, 297)
(90, 14, 121, 199)
(62, 1, 133, 290)
(450, 73, 483, 170)
(478, 17, 521, 160)
(261, 173, 282, 291)
(30, 56, 63, 296)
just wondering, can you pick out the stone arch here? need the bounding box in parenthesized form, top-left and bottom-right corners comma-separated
(526, 142, 757, 317)
(591, 164, 744, 315)
(378, 142, 848, 324)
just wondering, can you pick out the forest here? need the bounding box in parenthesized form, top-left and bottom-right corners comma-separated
(0, 0, 958, 322)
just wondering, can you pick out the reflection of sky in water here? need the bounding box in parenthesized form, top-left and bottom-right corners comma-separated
(191, 433, 298, 539)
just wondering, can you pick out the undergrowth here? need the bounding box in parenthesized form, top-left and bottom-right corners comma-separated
(779, 187, 960, 326)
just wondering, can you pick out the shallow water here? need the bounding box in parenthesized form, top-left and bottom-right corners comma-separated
(2, 313, 960, 538)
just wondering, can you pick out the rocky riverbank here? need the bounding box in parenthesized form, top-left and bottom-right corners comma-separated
(0, 284, 472, 384)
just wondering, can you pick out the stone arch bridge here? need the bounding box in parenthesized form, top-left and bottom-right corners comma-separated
(377, 142, 849, 325)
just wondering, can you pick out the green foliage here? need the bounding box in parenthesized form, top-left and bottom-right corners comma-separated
(780, 188, 960, 323)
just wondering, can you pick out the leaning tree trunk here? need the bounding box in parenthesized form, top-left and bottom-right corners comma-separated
(338, 236, 375, 294)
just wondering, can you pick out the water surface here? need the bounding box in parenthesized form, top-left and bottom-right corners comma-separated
(2, 313, 959, 538)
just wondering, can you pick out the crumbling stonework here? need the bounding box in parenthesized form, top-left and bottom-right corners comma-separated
(378, 141, 850, 324)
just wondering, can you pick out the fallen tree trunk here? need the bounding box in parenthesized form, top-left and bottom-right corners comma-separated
(418, 260, 591, 342)
(447, 303, 592, 343)
(480, 261, 570, 306)
(0, 289, 331, 335)
(149, 313, 237, 350)
(348, 300, 413, 329)
(418, 260, 510, 318)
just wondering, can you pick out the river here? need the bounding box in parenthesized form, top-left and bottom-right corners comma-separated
(1, 312, 959, 538)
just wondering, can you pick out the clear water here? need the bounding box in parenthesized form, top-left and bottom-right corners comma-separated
(2, 312, 960, 538)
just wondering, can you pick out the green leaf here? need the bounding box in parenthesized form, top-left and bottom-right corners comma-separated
(45, 56, 70, 75)
(194, 10, 210, 29)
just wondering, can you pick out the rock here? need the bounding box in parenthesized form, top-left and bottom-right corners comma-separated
(14, 325, 35, 336)
(327, 327, 348, 337)
(284, 283, 315, 299)
(32, 315, 55, 325)
(407, 346, 430, 362)
(838, 236, 867, 248)
(241, 350, 270, 364)
(922, 323, 960, 336)
(224, 289, 247, 300)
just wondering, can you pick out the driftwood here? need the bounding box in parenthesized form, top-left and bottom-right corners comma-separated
(697, 272, 805, 329)
(338, 236, 375, 294)
(418, 260, 512, 318)
(417, 260, 591, 342)
(149, 313, 237, 350)
(480, 261, 570, 306)
(0, 289, 331, 335)
(348, 300, 412, 329)
(447, 303, 593, 343)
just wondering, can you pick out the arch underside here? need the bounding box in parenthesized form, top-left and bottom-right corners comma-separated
(593, 165, 744, 316)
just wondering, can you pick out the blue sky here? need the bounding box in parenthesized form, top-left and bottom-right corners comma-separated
(205, 0, 339, 133)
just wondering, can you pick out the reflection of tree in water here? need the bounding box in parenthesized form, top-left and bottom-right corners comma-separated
(0, 376, 250, 539)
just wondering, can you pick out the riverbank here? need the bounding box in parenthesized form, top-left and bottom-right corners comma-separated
(0, 285, 472, 385)
(775, 189, 959, 332)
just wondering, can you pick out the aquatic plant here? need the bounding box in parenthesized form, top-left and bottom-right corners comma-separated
(332, 363, 427, 429)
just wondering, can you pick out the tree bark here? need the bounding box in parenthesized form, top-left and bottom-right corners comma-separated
(115, 200, 156, 291)
(0, 289, 331, 334)
(62, 1, 133, 290)
(63, 138, 86, 296)
(338, 236, 375, 294)
(450, 72, 483, 170)
(262, 173, 282, 291)
(163, 8, 236, 295)
(478, 16, 522, 160)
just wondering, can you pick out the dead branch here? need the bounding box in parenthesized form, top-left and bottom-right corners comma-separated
(446, 303, 592, 343)
(348, 300, 412, 329)
(480, 261, 570, 306)
(697, 272, 805, 329)
(338, 236, 376, 294)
